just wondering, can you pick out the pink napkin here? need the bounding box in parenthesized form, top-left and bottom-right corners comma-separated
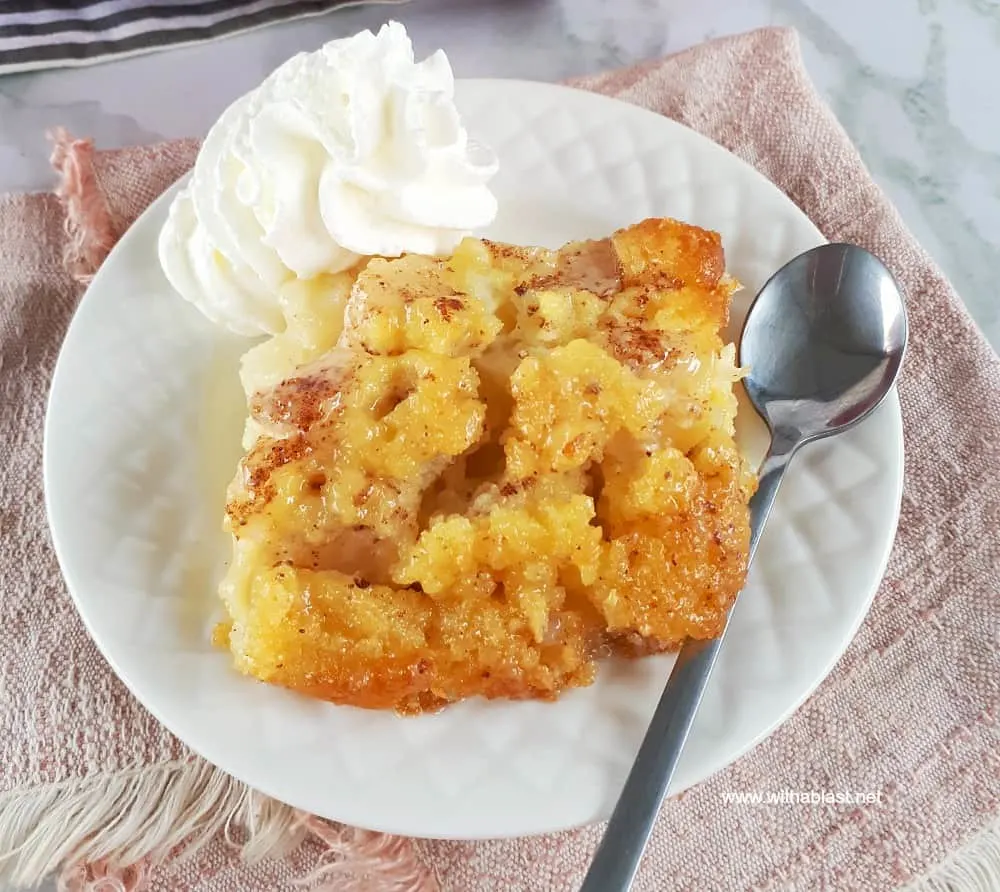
(2, 26, 998, 892)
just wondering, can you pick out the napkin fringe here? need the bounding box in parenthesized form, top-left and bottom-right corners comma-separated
(0, 757, 436, 891)
(907, 817, 1000, 892)
(49, 127, 117, 284)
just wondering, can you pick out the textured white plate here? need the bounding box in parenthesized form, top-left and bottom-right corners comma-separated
(44, 80, 903, 839)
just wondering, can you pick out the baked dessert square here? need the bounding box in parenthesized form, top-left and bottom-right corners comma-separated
(218, 217, 756, 713)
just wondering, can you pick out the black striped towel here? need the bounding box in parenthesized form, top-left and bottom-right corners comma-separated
(0, 0, 406, 74)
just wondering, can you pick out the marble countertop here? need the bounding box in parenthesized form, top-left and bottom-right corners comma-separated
(0, 0, 997, 354)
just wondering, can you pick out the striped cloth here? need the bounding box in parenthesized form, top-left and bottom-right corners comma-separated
(0, 0, 405, 74)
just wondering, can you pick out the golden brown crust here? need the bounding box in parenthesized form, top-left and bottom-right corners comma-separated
(220, 217, 755, 713)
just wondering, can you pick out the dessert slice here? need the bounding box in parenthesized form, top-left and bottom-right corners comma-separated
(218, 218, 756, 713)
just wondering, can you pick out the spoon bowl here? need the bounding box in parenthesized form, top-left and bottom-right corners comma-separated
(580, 243, 907, 892)
(740, 243, 908, 447)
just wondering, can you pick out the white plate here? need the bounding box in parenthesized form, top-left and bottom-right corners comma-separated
(44, 80, 903, 840)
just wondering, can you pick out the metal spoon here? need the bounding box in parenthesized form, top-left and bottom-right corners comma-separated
(579, 243, 908, 892)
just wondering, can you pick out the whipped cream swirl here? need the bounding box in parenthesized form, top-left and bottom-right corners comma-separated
(158, 22, 498, 336)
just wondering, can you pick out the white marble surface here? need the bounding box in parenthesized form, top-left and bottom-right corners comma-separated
(0, 0, 997, 347)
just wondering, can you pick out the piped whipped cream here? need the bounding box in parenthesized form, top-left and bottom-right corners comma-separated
(158, 21, 498, 336)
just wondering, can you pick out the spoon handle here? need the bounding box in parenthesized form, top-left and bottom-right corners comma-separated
(578, 440, 795, 892)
